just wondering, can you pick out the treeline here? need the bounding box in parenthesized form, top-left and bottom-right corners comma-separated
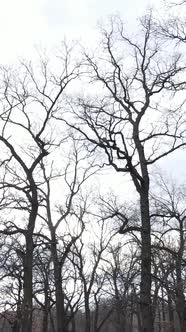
(0, 2, 186, 332)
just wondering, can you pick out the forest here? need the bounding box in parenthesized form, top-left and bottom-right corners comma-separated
(0, 1, 186, 332)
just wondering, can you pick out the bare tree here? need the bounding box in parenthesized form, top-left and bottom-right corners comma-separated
(0, 236, 24, 332)
(57, 14, 186, 331)
(70, 218, 116, 332)
(37, 139, 98, 332)
(151, 177, 186, 332)
(153, 251, 176, 332)
(0, 45, 80, 332)
(102, 242, 140, 332)
(33, 244, 55, 332)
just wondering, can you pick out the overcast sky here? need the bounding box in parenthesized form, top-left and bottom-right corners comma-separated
(0, 0, 164, 63)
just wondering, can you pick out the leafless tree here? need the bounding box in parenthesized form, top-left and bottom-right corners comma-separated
(0, 44, 80, 332)
(57, 14, 186, 331)
(33, 245, 55, 332)
(70, 218, 116, 332)
(0, 236, 24, 332)
(151, 177, 186, 332)
(102, 242, 140, 332)
(37, 139, 98, 332)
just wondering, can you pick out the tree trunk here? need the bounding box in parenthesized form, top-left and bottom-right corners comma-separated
(115, 301, 125, 332)
(42, 281, 50, 332)
(85, 296, 91, 332)
(12, 321, 21, 332)
(175, 225, 186, 332)
(156, 300, 161, 332)
(55, 278, 65, 332)
(13, 301, 22, 332)
(175, 289, 186, 332)
(152, 282, 159, 326)
(21, 235, 33, 332)
(70, 314, 76, 332)
(140, 190, 153, 332)
(42, 309, 49, 332)
(52, 240, 66, 332)
(21, 175, 38, 332)
(133, 119, 153, 332)
(167, 292, 175, 332)
(162, 293, 166, 332)
(50, 310, 56, 332)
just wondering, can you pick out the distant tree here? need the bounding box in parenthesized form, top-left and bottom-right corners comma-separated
(151, 177, 186, 332)
(151, 249, 176, 332)
(0, 236, 23, 332)
(70, 218, 116, 332)
(33, 245, 55, 332)
(38, 139, 98, 332)
(102, 242, 140, 332)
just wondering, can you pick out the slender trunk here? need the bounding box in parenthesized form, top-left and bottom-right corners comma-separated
(12, 321, 21, 332)
(167, 292, 175, 332)
(94, 297, 99, 332)
(115, 300, 125, 332)
(175, 293, 186, 332)
(175, 272, 186, 332)
(96, 309, 113, 332)
(14, 300, 22, 332)
(55, 278, 65, 332)
(157, 300, 161, 332)
(175, 221, 186, 332)
(152, 282, 160, 326)
(21, 235, 33, 332)
(50, 234, 66, 332)
(42, 282, 50, 332)
(161, 288, 166, 332)
(50, 310, 56, 332)
(133, 289, 142, 332)
(85, 296, 91, 332)
(53, 252, 66, 332)
(47, 183, 66, 332)
(21, 175, 38, 332)
(129, 294, 134, 332)
(70, 314, 76, 332)
(137, 310, 143, 332)
(140, 190, 153, 332)
(42, 308, 49, 332)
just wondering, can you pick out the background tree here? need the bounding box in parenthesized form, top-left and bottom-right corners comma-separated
(0, 44, 80, 332)
(151, 176, 186, 332)
(38, 139, 97, 332)
(70, 217, 116, 332)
